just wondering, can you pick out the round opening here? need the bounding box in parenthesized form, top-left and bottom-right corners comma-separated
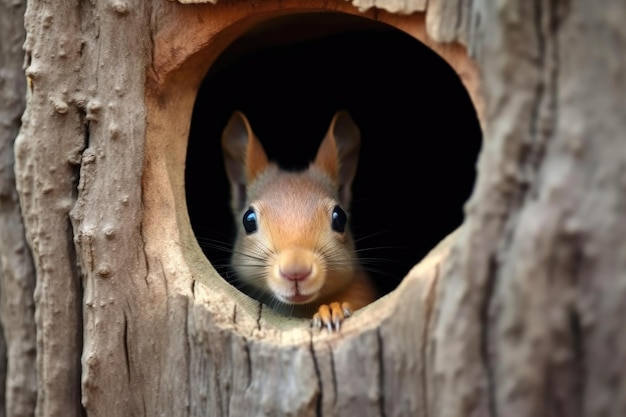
(185, 12, 482, 302)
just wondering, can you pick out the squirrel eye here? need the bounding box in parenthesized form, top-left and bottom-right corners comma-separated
(242, 207, 258, 234)
(331, 205, 347, 233)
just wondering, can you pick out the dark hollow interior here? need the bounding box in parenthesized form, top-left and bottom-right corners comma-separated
(185, 13, 482, 300)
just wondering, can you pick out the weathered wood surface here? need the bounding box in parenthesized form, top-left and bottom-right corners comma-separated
(0, 0, 37, 416)
(13, 0, 85, 414)
(433, 1, 626, 416)
(173, 0, 427, 17)
(1, 0, 625, 416)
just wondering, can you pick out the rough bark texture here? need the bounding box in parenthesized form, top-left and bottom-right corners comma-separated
(1, 0, 625, 416)
(348, 0, 426, 15)
(432, 1, 626, 416)
(0, 0, 37, 416)
(15, 0, 156, 415)
(15, 1, 86, 416)
(175, 0, 427, 16)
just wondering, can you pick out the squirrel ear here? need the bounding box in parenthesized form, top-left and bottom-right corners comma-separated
(221, 111, 269, 211)
(314, 110, 361, 207)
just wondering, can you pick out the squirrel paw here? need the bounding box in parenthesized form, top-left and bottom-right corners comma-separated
(312, 302, 353, 332)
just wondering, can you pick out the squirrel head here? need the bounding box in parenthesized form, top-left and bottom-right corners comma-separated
(221, 110, 363, 314)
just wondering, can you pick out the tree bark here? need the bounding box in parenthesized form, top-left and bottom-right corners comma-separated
(0, 0, 37, 416)
(13, 1, 87, 416)
(433, 1, 626, 416)
(2, 0, 625, 416)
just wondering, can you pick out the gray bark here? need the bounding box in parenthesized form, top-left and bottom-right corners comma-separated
(0, 0, 37, 416)
(14, 0, 86, 416)
(433, 1, 626, 416)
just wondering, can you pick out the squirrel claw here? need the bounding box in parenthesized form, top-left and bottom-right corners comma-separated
(312, 302, 353, 332)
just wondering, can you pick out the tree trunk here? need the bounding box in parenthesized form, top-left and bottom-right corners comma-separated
(1, 0, 625, 416)
(0, 0, 37, 416)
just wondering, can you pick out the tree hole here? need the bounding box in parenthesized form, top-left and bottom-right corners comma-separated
(185, 12, 482, 302)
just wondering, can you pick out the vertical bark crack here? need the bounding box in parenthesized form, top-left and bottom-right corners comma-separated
(522, 0, 561, 201)
(569, 310, 584, 402)
(254, 303, 262, 333)
(376, 328, 387, 417)
(567, 241, 585, 410)
(81, 108, 91, 150)
(213, 359, 224, 417)
(182, 296, 191, 417)
(547, 0, 561, 141)
(328, 343, 338, 407)
(308, 335, 323, 417)
(480, 255, 498, 417)
(146, 0, 157, 80)
(122, 309, 131, 383)
(242, 338, 252, 389)
(529, 0, 547, 148)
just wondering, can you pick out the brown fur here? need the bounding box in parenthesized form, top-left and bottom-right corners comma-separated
(221, 110, 377, 325)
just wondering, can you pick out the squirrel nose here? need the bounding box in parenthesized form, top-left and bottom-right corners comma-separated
(280, 265, 312, 282)
(277, 249, 313, 281)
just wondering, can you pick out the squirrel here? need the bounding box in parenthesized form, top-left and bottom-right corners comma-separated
(220, 110, 377, 331)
